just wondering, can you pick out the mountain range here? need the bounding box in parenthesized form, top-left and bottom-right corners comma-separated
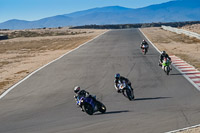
(0, 0, 200, 30)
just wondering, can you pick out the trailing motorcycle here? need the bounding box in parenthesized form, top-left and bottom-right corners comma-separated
(116, 80, 135, 101)
(76, 96, 106, 115)
(141, 45, 148, 55)
(162, 57, 171, 75)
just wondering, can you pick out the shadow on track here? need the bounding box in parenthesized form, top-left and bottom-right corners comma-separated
(134, 97, 171, 101)
(170, 73, 183, 76)
(95, 110, 129, 115)
(170, 72, 200, 76)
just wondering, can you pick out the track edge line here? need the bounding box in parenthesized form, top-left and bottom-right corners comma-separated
(139, 28, 200, 133)
(0, 30, 109, 99)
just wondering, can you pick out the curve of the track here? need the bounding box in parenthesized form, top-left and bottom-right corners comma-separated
(0, 29, 200, 133)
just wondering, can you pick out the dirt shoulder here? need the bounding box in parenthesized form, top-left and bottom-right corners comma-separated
(181, 24, 200, 34)
(141, 27, 200, 133)
(0, 28, 107, 95)
(141, 27, 200, 71)
(176, 127, 200, 133)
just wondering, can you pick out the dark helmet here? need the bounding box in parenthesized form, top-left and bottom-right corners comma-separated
(115, 73, 120, 79)
(74, 86, 80, 93)
(161, 51, 166, 55)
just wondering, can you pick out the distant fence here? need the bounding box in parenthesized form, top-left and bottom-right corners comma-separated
(161, 25, 200, 40)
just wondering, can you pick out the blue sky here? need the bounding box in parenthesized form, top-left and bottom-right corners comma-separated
(0, 0, 173, 23)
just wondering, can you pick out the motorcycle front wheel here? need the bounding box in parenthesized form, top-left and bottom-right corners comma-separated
(96, 101, 106, 113)
(126, 88, 134, 101)
(166, 66, 170, 75)
(83, 103, 94, 115)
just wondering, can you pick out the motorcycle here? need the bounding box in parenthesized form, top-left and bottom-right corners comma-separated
(76, 96, 106, 115)
(162, 57, 171, 75)
(141, 45, 148, 55)
(116, 80, 135, 101)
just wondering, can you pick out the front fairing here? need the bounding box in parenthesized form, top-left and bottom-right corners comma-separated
(83, 97, 96, 109)
(162, 59, 170, 66)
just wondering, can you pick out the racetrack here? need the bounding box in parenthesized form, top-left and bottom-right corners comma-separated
(0, 29, 200, 133)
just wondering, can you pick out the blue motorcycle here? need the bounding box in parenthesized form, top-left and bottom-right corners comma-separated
(76, 96, 106, 115)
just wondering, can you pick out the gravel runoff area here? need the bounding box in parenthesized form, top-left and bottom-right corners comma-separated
(0, 28, 107, 95)
(141, 26, 200, 133)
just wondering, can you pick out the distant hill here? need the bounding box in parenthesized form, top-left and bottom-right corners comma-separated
(0, 0, 200, 29)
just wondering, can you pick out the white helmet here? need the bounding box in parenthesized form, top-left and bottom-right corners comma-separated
(74, 86, 80, 93)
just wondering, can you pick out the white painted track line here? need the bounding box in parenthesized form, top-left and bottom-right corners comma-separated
(139, 29, 200, 91)
(166, 124, 200, 133)
(0, 30, 109, 99)
(139, 29, 200, 133)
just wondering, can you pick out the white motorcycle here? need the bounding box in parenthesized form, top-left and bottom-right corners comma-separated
(115, 80, 134, 101)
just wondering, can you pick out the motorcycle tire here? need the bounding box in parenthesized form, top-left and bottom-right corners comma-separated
(83, 103, 94, 115)
(96, 101, 106, 114)
(126, 88, 133, 101)
(166, 66, 170, 75)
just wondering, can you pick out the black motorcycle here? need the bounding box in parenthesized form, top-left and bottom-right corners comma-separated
(76, 96, 106, 115)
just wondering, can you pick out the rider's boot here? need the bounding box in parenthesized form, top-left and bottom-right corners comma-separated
(80, 106, 84, 112)
(117, 89, 120, 93)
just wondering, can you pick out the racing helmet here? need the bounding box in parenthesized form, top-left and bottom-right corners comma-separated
(115, 73, 120, 79)
(74, 86, 80, 93)
(161, 51, 166, 55)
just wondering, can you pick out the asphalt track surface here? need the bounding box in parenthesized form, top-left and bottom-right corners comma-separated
(0, 29, 200, 133)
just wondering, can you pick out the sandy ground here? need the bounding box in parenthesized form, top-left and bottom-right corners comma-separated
(0, 28, 107, 95)
(181, 24, 200, 34)
(175, 127, 200, 133)
(141, 27, 200, 133)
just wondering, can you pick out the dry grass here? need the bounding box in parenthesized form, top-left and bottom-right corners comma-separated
(181, 24, 200, 34)
(0, 28, 107, 95)
(141, 27, 200, 70)
(0, 27, 88, 39)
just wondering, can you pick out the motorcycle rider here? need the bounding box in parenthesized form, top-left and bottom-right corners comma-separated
(140, 40, 149, 51)
(114, 73, 133, 93)
(74, 86, 96, 110)
(159, 51, 172, 70)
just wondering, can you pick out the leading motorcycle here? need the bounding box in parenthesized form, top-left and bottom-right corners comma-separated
(76, 96, 106, 115)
